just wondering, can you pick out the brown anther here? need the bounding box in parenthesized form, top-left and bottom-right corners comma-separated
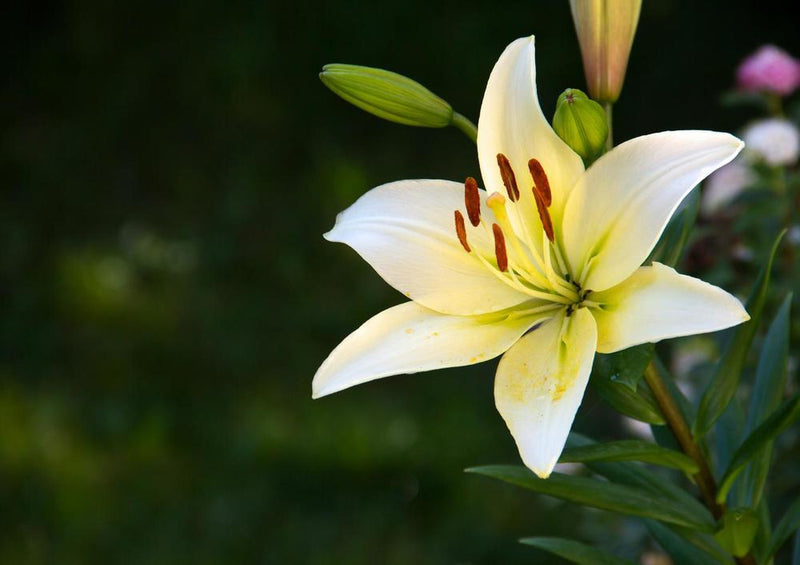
(454, 210, 471, 252)
(496, 153, 520, 201)
(464, 177, 481, 227)
(528, 158, 552, 207)
(492, 223, 508, 272)
(533, 189, 555, 242)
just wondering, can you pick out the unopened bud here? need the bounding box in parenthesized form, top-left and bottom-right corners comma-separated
(570, 0, 641, 103)
(714, 507, 758, 558)
(552, 89, 608, 163)
(320, 64, 453, 128)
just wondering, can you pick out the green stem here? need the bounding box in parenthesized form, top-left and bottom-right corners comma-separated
(644, 362, 757, 565)
(603, 102, 613, 151)
(451, 111, 478, 144)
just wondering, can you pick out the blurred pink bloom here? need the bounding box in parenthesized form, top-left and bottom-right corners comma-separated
(736, 45, 800, 96)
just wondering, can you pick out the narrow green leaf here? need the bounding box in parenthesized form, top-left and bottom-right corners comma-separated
(717, 393, 800, 502)
(593, 344, 655, 391)
(591, 373, 665, 424)
(465, 465, 715, 531)
(646, 520, 731, 565)
(650, 187, 701, 267)
(560, 440, 698, 474)
(519, 537, 636, 565)
(764, 497, 800, 562)
(742, 294, 792, 507)
(694, 231, 785, 438)
(567, 434, 710, 517)
(753, 497, 772, 564)
(671, 525, 736, 565)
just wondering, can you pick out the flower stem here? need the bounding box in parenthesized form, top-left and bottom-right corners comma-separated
(603, 102, 613, 151)
(451, 112, 478, 144)
(643, 362, 757, 565)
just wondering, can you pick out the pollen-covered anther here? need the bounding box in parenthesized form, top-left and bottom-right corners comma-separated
(528, 158, 552, 207)
(496, 153, 520, 201)
(464, 177, 481, 227)
(492, 223, 508, 272)
(454, 210, 471, 252)
(534, 190, 555, 242)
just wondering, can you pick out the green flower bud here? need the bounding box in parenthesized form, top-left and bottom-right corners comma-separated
(714, 507, 758, 558)
(552, 88, 609, 164)
(320, 64, 453, 128)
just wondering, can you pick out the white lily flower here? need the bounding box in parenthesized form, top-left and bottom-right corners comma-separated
(313, 37, 749, 478)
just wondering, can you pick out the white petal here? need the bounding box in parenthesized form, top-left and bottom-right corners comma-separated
(592, 263, 750, 354)
(477, 37, 584, 234)
(313, 301, 548, 399)
(494, 308, 597, 478)
(326, 179, 531, 315)
(562, 130, 744, 291)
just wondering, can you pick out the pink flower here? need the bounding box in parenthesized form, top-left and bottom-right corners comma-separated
(736, 45, 800, 96)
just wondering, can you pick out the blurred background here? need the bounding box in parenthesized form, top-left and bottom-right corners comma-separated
(2, 1, 799, 563)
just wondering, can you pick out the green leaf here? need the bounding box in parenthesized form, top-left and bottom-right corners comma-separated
(694, 231, 785, 438)
(559, 440, 698, 474)
(593, 343, 654, 391)
(465, 465, 715, 531)
(650, 187, 700, 267)
(714, 507, 759, 557)
(591, 373, 665, 425)
(566, 434, 710, 517)
(646, 520, 732, 565)
(519, 537, 636, 565)
(764, 497, 800, 562)
(717, 393, 800, 503)
(793, 532, 800, 565)
(741, 294, 792, 507)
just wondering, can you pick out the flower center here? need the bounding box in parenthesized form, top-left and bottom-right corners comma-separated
(453, 154, 594, 309)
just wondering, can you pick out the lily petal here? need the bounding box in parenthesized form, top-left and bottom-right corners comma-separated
(494, 308, 597, 478)
(325, 179, 531, 315)
(313, 301, 549, 399)
(592, 262, 750, 354)
(562, 131, 743, 291)
(478, 36, 584, 233)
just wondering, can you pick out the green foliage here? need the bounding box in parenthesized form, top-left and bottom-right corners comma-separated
(717, 393, 800, 502)
(764, 497, 800, 562)
(465, 466, 715, 531)
(646, 520, 734, 565)
(559, 440, 698, 474)
(741, 294, 792, 507)
(519, 537, 635, 565)
(593, 344, 654, 391)
(694, 231, 785, 438)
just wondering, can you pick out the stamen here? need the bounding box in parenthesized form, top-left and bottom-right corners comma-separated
(496, 153, 520, 201)
(454, 210, 470, 252)
(492, 223, 508, 272)
(528, 158, 552, 207)
(533, 190, 555, 242)
(464, 177, 481, 227)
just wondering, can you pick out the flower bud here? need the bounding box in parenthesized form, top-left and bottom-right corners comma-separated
(714, 507, 758, 558)
(320, 64, 453, 128)
(569, 0, 641, 103)
(552, 88, 608, 163)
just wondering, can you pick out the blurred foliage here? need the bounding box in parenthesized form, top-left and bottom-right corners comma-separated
(1, 1, 800, 564)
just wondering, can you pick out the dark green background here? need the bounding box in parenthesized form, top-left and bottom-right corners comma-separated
(2, 1, 798, 563)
